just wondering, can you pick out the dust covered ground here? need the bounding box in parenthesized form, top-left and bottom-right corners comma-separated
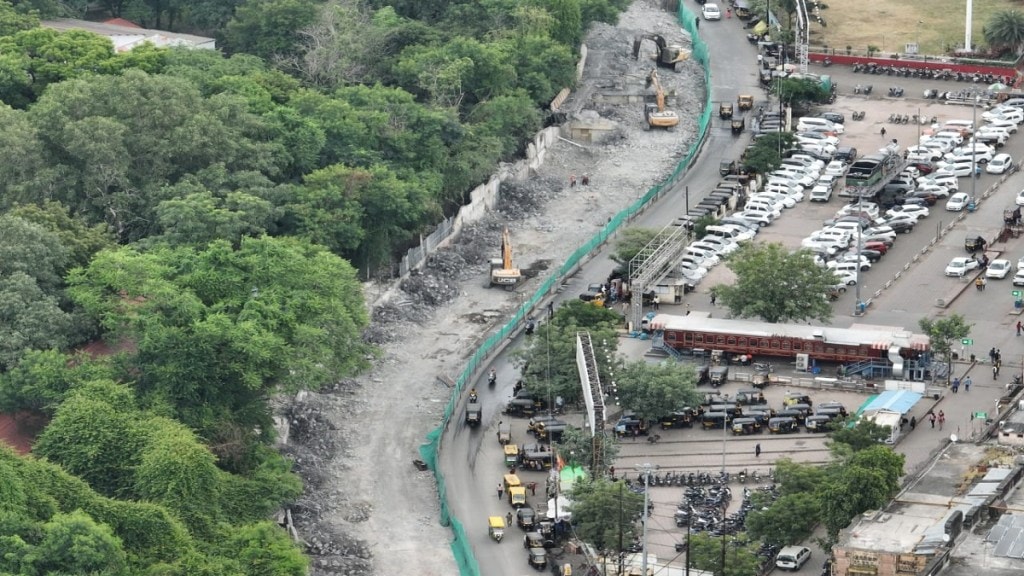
(282, 2, 706, 574)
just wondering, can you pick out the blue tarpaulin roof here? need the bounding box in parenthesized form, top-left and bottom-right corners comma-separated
(862, 390, 922, 415)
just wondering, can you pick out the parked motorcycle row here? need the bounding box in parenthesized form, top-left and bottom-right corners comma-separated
(887, 113, 937, 125)
(672, 485, 782, 572)
(851, 63, 1010, 85)
(620, 467, 775, 490)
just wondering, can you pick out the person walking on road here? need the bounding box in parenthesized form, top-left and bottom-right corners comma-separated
(881, 127, 887, 139)
(952, 377, 960, 393)
(964, 376, 972, 392)
(993, 364, 1000, 379)
(910, 416, 917, 430)
(928, 412, 936, 428)
(989, 347, 997, 363)
(938, 411, 946, 430)
(754, 443, 762, 457)
(506, 512, 513, 527)
(1016, 321, 1022, 336)
(497, 483, 504, 500)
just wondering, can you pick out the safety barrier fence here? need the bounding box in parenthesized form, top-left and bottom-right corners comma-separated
(421, 6, 711, 575)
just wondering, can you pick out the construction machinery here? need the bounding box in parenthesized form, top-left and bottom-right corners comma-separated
(490, 227, 522, 289)
(643, 70, 680, 130)
(632, 34, 690, 72)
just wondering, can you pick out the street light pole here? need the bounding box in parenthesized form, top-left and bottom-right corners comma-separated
(634, 463, 659, 576)
(972, 95, 978, 203)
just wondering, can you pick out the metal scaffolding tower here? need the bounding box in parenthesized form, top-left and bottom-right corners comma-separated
(627, 224, 691, 332)
(576, 331, 607, 475)
(795, 0, 810, 74)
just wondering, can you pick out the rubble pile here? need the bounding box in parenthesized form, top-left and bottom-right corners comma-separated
(497, 176, 563, 220)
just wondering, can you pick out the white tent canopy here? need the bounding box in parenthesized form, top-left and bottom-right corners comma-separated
(545, 497, 573, 521)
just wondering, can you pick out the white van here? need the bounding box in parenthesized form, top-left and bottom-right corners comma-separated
(776, 546, 811, 571)
(797, 116, 845, 134)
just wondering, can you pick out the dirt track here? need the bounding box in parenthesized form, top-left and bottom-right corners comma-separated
(283, 2, 708, 574)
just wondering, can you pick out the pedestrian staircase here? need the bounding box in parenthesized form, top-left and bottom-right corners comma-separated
(844, 358, 892, 379)
(651, 334, 684, 361)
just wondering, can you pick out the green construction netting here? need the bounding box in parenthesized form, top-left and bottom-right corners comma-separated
(421, 6, 713, 575)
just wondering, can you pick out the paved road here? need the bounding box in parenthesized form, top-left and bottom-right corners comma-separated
(440, 15, 1022, 576)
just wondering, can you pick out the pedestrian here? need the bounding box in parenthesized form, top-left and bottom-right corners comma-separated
(938, 411, 945, 430)
(547, 301, 554, 319)
(989, 347, 997, 363)
(653, 295, 660, 311)
(964, 376, 972, 392)
(686, 303, 692, 316)
(609, 465, 615, 477)
(952, 377, 960, 393)
(1016, 321, 1021, 336)
(710, 291, 717, 306)
(632, 428, 639, 441)
(694, 17, 700, 30)
(581, 174, 590, 186)
(910, 416, 917, 430)
(528, 481, 537, 496)
(506, 511, 513, 526)
(880, 127, 887, 139)
(570, 174, 577, 187)
(726, 8, 732, 18)
(976, 277, 984, 291)
(928, 412, 936, 428)
(837, 364, 846, 378)
(996, 349, 1002, 363)
(497, 483, 504, 500)
(754, 443, 761, 457)
(993, 364, 1000, 378)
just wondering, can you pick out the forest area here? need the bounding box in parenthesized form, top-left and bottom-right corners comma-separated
(0, 0, 634, 573)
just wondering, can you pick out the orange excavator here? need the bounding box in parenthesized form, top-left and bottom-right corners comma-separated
(490, 227, 522, 289)
(643, 70, 680, 130)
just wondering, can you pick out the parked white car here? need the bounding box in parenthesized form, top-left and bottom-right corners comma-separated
(945, 256, 980, 277)
(945, 192, 970, 211)
(702, 3, 722, 19)
(987, 153, 1014, 174)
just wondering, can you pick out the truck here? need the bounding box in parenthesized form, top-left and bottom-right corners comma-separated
(840, 144, 904, 199)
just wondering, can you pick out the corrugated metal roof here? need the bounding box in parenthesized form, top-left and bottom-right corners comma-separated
(862, 390, 923, 414)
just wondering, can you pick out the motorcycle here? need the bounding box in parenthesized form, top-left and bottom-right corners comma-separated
(488, 369, 497, 387)
(524, 317, 536, 336)
(738, 469, 747, 484)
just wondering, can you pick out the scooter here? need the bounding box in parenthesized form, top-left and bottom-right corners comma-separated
(488, 370, 497, 387)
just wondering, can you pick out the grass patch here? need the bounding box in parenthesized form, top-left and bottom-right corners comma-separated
(808, 0, 1017, 55)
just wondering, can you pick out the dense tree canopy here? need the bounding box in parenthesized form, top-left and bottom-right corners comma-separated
(0, 0, 637, 571)
(714, 243, 836, 323)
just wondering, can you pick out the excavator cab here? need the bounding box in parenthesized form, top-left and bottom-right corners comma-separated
(490, 227, 522, 290)
(632, 34, 690, 72)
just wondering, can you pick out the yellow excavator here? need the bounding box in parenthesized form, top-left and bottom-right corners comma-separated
(632, 34, 690, 72)
(490, 227, 522, 289)
(643, 70, 680, 130)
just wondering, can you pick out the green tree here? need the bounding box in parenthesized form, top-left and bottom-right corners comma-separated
(222, 0, 319, 60)
(395, 37, 517, 110)
(514, 300, 620, 404)
(224, 522, 308, 576)
(291, 163, 439, 273)
(828, 416, 892, 452)
(775, 76, 828, 109)
(688, 533, 763, 576)
(613, 360, 701, 423)
(774, 458, 827, 496)
(503, 34, 576, 105)
(0, 350, 114, 414)
(9, 201, 115, 270)
(918, 314, 971, 385)
(745, 492, 820, 548)
(153, 190, 277, 247)
(0, 0, 38, 36)
(741, 132, 795, 175)
(611, 227, 659, 266)
(0, 214, 69, 291)
(26, 510, 128, 576)
(818, 465, 892, 540)
(568, 478, 643, 552)
(545, 0, 583, 46)
(0, 273, 73, 368)
(469, 90, 544, 159)
(984, 10, 1024, 55)
(714, 243, 835, 323)
(33, 380, 146, 498)
(0, 28, 118, 106)
(845, 445, 904, 496)
(555, 426, 619, 475)
(134, 419, 224, 536)
(67, 237, 372, 459)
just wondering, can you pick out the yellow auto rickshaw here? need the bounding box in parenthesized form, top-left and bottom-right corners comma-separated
(503, 443, 519, 468)
(488, 516, 505, 542)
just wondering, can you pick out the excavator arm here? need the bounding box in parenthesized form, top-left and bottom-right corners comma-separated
(501, 227, 513, 271)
